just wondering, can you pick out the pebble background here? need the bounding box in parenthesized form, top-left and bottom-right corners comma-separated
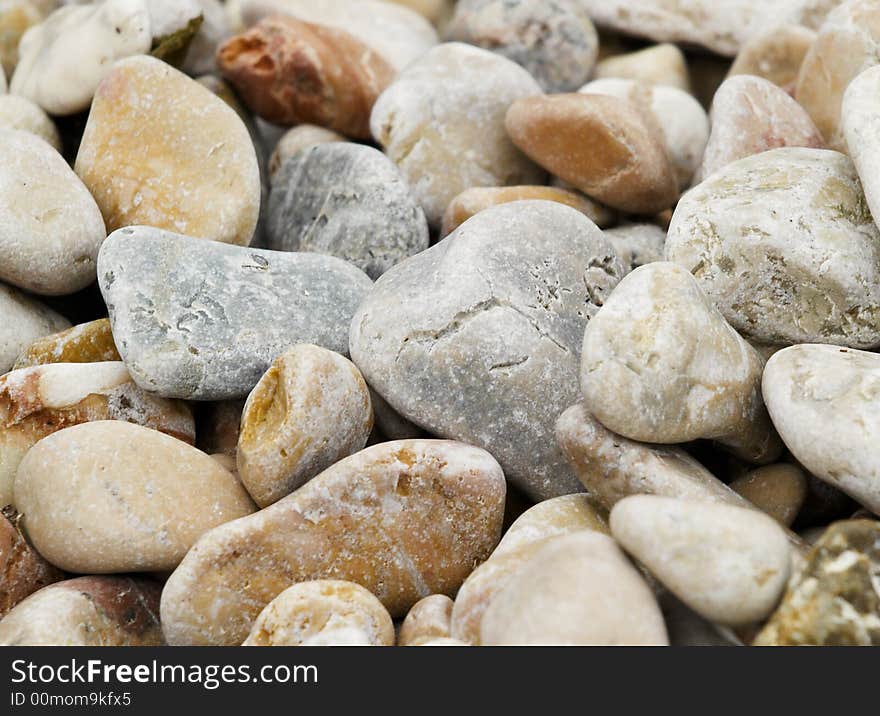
(0, 0, 879, 647)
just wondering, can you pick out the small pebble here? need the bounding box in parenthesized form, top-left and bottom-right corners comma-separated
(730, 464, 809, 527)
(268, 124, 344, 182)
(398, 594, 454, 646)
(0, 508, 63, 619)
(0, 95, 58, 150)
(728, 25, 817, 93)
(0, 282, 69, 373)
(602, 223, 666, 271)
(594, 43, 690, 91)
(842, 65, 880, 227)
(13, 318, 120, 369)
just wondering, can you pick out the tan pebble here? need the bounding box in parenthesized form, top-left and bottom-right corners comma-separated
(505, 93, 678, 214)
(196, 399, 245, 457)
(440, 185, 614, 237)
(269, 125, 345, 182)
(237, 344, 373, 507)
(611, 495, 791, 627)
(75, 55, 261, 246)
(0, 1, 43, 77)
(14, 421, 256, 573)
(398, 594, 453, 646)
(480, 532, 668, 646)
(0, 576, 163, 646)
(728, 25, 816, 93)
(160, 439, 506, 645)
(594, 43, 690, 91)
(730, 464, 809, 526)
(385, 0, 453, 26)
(13, 318, 119, 369)
(0, 95, 58, 149)
(602, 223, 666, 271)
(0, 361, 195, 507)
(0, 507, 63, 619)
(243, 580, 394, 646)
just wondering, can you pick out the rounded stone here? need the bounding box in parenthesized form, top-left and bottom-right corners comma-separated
(728, 25, 817, 93)
(611, 495, 791, 627)
(0, 95, 59, 150)
(594, 43, 690, 91)
(160, 439, 506, 645)
(505, 93, 678, 214)
(730, 464, 809, 526)
(602, 223, 666, 271)
(843, 65, 880, 229)
(0, 283, 69, 373)
(370, 42, 544, 228)
(243, 580, 394, 646)
(350, 201, 626, 500)
(0, 129, 105, 296)
(237, 344, 373, 507)
(75, 55, 261, 247)
(666, 148, 880, 348)
(0, 508, 63, 620)
(268, 124, 344, 182)
(13, 318, 119, 369)
(0, 1, 43, 79)
(398, 594, 453, 646)
(14, 421, 256, 573)
(267, 143, 429, 279)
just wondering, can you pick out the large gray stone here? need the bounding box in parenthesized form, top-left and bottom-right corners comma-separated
(349, 200, 626, 499)
(98, 227, 372, 400)
(267, 143, 429, 280)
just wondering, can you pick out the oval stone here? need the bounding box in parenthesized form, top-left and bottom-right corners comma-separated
(399, 594, 454, 646)
(0, 95, 59, 149)
(843, 65, 880, 229)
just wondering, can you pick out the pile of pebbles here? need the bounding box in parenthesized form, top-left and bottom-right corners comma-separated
(0, 0, 879, 647)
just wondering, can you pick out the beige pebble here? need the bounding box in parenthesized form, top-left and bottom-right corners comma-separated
(269, 125, 345, 182)
(0, 507, 63, 619)
(0, 576, 163, 646)
(728, 25, 817, 93)
(160, 439, 506, 645)
(243, 580, 394, 646)
(15, 421, 256, 573)
(611, 495, 791, 627)
(0, 283, 69, 373)
(398, 594, 453, 646)
(0, 361, 195, 507)
(594, 43, 690, 91)
(843, 65, 880, 227)
(730, 464, 809, 526)
(13, 318, 119, 369)
(602, 223, 666, 271)
(505, 93, 678, 214)
(75, 55, 261, 247)
(0, 95, 59, 150)
(582, 263, 781, 463)
(0, 1, 43, 78)
(237, 345, 373, 507)
(480, 532, 667, 646)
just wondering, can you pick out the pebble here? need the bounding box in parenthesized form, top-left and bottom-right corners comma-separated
(10, 0, 151, 115)
(0, 95, 59, 150)
(843, 66, 880, 227)
(728, 25, 817, 93)
(444, 0, 598, 93)
(75, 55, 261, 247)
(755, 520, 880, 645)
(97, 226, 372, 400)
(0, 1, 42, 78)
(602, 224, 666, 271)
(0, 361, 195, 507)
(762, 344, 880, 515)
(15, 420, 256, 573)
(350, 201, 625, 500)
(267, 143, 429, 279)
(730, 464, 809, 526)
(0, 576, 163, 646)
(371, 42, 544, 228)
(398, 594, 453, 646)
(480, 532, 668, 646)
(796, 0, 880, 150)
(594, 43, 690, 91)
(610, 495, 791, 627)
(666, 148, 880, 348)
(13, 318, 120, 369)
(579, 78, 709, 190)
(0, 508, 63, 619)
(440, 185, 614, 237)
(237, 344, 373, 507)
(268, 125, 344, 182)
(160, 440, 506, 645)
(0, 283, 69, 373)
(581, 262, 781, 463)
(218, 15, 395, 139)
(696, 75, 823, 182)
(0, 129, 105, 296)
(243, 580, 395, 646)
(505, 93, 678, 214)
(182, 0, 232, 76)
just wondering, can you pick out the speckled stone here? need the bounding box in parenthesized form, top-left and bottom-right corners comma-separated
(268, 124, 344, 182)
(13, 318, 119, 369)
(75, 55, 261, 247)
(160, 440, 506, 645)
(728, 25, 816, 93)
(666, 148, 880, 348)
(0, 282, 69, 373)
(97, 226, 372, 400)
(602, 224, 665, 271)
(267, 143, 429, 279)
(350, 201, 626, 500)
(0, 95, 59, 150)
(399, 594, 454, 646)
(594, 43, 690, 91)
(843, 66, 880, 228)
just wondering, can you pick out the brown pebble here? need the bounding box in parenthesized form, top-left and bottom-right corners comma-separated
(13, 318, 119, 369)
(730, 464, 809, 527)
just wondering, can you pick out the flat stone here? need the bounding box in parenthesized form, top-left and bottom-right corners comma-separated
(371, 42, 544, 228)
(268, 124, 344, 182)
(0, 95, 59, 150)
(730, 464, 808, 526)
(0, 283, 69, 373)
(0, 129, 105, 296)
(10, 0, 151, 115)
(267, 143, 429, 279)
(160, 439, 506, 645)
(399, 594, 453, 646)
(75, 55, 261, 247)
(243, 580, 394, 646)
(728, 25, 816, 93)
(594, 43, 690, 91)
(13, 318, 119, 369)
(843, 66, 880, 228)
(506, 93, 678, 214)
(763, 344, 880, 514)
(602, 223, 666, 271)
(237, 344, 373, 507)
(581, 262, 781, 463)
(666, 148, 880, 348)
(97, 226, 372, 400)
(611, 495, 791, 627)
(0, 576, 163, 646)
(350, 201, 626, 499)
